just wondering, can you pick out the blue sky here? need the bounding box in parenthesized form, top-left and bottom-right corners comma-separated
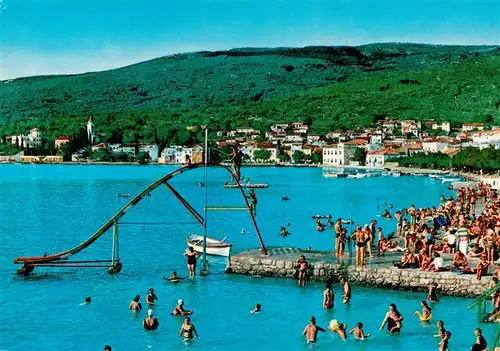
(1, 0, 499, 79)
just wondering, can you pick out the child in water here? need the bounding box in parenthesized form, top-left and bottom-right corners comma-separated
(251, 304, 261, 314)
(349, 322, 370, 340)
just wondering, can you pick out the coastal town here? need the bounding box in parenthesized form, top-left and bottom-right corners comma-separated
(1, 117, 499, 170)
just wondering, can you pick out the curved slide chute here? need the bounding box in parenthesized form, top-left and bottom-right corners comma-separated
(13, 162, 267, 270)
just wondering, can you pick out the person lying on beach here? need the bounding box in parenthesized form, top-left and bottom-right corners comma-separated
(349, 322, 370, 340)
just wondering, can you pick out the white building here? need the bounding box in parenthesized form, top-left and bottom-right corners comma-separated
(236, 127, 257, 135)
(54, 136, 70, 149)
(160, 146, 190, 164)
(471, 129, 500, 148)
(462, 123, 485, 132)
(322, 143, 358, 166)
(370, 133, 384, 144)
(366, 148, 400, 167)
(284, 134, 303, 143)
(138, 144, 159, 161)
(432, 122, 451, 133)
(306, 134, 321, 144)
(422, 141, 448, 153)
(270, 123, 289, 134)
(10, 128, 42, 148)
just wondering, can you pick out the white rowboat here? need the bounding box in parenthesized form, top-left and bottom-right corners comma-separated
(186, 233, 232, 257)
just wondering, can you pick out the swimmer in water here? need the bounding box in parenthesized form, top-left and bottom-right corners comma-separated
(179, 317, 199, 340)
(241, 228, 246, 235)
(171, 299, 192, 316)
(380, 303, 403, 333)
(163, 271, 185, 283)
(251, 304, 261, 314)
(129, 295, 142, 311)
(303, 316, 326, 343)
(341, 278, 351, 304)
(349, 322, 370, 340)
(414, 300, 432, 322)
(434, 320, 446, 338)
(328, 319, 347, 340)
(79, 296, 91, 306)
(279, 226, 291, 237)
(322, 283, 334, 309)
(146, 288, 158, 306)
(184, 246, 201, 278)
(439, 330, 451, 351)
(104, 346, 111, 351)
(143, 309, 159, 331)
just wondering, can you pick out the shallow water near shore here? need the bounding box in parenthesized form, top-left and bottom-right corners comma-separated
(0, 164, 497, 350)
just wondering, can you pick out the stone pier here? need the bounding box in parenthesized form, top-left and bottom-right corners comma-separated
(227, 248, 492, 297)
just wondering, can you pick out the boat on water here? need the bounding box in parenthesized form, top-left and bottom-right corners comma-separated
(347, 173, 367, 179)
(185, 233, 232, 257)
(323, 173, 347, 178)
(441, 178, 461, 184)
(391, 172, 401, 177)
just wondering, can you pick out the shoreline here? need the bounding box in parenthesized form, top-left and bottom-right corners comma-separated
(0, 161, 490, 182)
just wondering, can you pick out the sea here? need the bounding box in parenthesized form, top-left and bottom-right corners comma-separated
(0, 164, 497, 350)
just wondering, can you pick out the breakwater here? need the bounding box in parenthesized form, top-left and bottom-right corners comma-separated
(227, 248, 491, 297)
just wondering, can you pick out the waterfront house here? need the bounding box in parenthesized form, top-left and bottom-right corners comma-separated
(322, 142, 358, 166)
(366, 148, 401, 167)
(55, 136, 70, 149)
(138, 144, 159, 161)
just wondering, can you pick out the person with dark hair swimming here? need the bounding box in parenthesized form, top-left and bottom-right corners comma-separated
(380, 304, 403, 333)
(129, 295, 142, 311)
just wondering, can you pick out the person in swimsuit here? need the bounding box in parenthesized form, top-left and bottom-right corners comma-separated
(171, 299, 193, 316)
(303, 316, 326, 343)
(380, 303, 403, 333)
(146, 288, 158, 306)
(368, 220, 377, 258)
(248, 189, 258, 217)
(230, 144, 243, 181)
(129, 295, 142, 311)
(279, 226, 291, 237)
(184, 154, 191, 166)
(322, 283, 334, 309)
(395, 211, 403, 237)
(334, 219, 344, 257)
(341, 278, 351, 304)
(476, 254, 489, 281)
(328, 319, 347, 340)
(414, 300, 432, 322)
(351, 226, 367, 266)
(179, 317, 199, 339)
(439, 330, 451, 351)
(143, 309, 159, 331)
(104, 346, 111, 351)
(296, 255, 308, 287)
(349, 322, 370, 340)
(377, 228, 385, 256)
(472, 328, 487, 351)
(434, 320, 446, 339)
(163, 271, 186, 283)
(184, 247, 201, 278)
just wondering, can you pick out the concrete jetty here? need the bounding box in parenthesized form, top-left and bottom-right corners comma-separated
(227, 248, 492, 297)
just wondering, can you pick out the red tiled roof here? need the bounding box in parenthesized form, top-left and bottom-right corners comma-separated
(443, 148, 461, 156)
(344, 138, 368, 145)
(463, 123, 484, 127)
(55, 136, 70, 141)
(367, 148, 400, 156)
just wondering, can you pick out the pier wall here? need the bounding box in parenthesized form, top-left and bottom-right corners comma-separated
(228, 255, 490, 297)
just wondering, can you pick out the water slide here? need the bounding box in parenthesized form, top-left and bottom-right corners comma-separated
(13, 162, 266, 266)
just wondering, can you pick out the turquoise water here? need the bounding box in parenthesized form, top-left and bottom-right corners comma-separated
(0, 164, 497, 350)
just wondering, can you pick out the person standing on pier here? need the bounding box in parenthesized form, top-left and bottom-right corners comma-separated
(334, 219, 344, 258)
(352, 226, 367, 266)
(296, 255, 308, 287)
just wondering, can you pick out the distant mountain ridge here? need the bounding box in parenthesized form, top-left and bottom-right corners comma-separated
(1, 43, 498, 126)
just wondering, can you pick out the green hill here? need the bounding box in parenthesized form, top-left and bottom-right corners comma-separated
(0, 43, 499, 143)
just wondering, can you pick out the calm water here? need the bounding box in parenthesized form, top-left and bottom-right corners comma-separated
(0, 164, 497, 350)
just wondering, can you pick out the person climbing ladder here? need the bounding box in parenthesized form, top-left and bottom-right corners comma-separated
(247, 189, 258, 216)
(230, 143, 243, 182)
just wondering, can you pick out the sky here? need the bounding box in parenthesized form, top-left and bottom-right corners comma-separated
(0, 0, 499, 80)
